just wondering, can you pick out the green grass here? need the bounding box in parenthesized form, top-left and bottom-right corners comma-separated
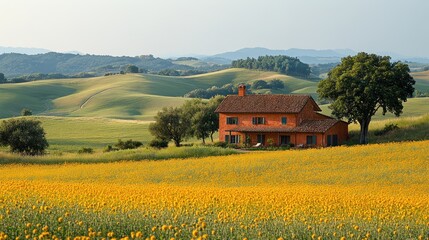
(0, 145, 238, 165)
(347, 114, 429, 144)
(0, 69, 312, 120)
(412, 70, 429, 92)
(319, 97, 429, 120)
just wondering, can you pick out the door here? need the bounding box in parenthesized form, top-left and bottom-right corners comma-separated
(327, 135, 332, 146)
(257, 134, 265, 145)
(332, 134, 338, 146)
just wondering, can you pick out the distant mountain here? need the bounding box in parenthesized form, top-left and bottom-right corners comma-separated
(205, 47, 357, 64)
(206, 47, 429, 65)
(0, 46, 51, 55)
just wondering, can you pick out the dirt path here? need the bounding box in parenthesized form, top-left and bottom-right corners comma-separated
(80, 88, 114, 109)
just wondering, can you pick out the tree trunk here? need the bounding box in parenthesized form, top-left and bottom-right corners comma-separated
(202, 137, 205, 144)
(173, 139, 181, 147)
(359, 119, 370, 144)
(210, 133, 214, 142)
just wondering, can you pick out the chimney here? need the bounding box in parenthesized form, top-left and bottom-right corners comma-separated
(238, 84, 246, 96)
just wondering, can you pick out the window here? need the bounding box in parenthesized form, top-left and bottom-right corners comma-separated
(225, 135, 240, 144)
(306, 135, 317, 145)
(257, 134, 265, 144)
(327, 135, 338, 146)
(252, 117, 265, 125)
(280, 135, 290, 145)
(281, 117, 287, 125)
(226, 117, 238, 125)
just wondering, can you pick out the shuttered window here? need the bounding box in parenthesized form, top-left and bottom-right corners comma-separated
(306, 135, 317, 145)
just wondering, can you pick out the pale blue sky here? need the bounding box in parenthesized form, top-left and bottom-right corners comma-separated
(1, 0, 428, 57)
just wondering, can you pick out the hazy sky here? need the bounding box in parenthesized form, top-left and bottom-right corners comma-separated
(1, 0, 428, 57)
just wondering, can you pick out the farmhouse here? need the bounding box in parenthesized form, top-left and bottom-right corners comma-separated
(215, 85, 348, 147)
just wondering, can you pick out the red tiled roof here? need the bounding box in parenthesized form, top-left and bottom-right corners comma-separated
(215, 94, 321, 113)
(225, 119, 344, 133)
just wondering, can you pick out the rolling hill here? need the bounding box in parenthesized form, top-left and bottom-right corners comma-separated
(1, 68, 428, 121)
(0, 68, 316, 120)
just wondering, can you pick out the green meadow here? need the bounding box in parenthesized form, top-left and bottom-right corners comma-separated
(0, 68, 428, 155)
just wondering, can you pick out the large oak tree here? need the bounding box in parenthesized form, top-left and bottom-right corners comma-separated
(317, 52, 415, 144)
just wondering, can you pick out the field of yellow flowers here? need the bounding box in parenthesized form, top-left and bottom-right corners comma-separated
(0, 140, 428, 240)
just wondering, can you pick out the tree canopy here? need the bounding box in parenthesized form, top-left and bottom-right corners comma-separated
(317, 52, 415, 144)
(231, 55, 311, 77)
(0, 118, 49, 155)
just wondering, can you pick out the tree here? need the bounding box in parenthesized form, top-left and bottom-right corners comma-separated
(252, 80, 269, 89)
(125, 65, 139, 73)
(21, 108, 33, 116)
(317, 52, 415, 144)
(0, 73, 6, 83)
(0, 119, 49, 155)
(149, 107, 190, 147)
(206, 95, 225, 142)
(268, 79, 285, 89)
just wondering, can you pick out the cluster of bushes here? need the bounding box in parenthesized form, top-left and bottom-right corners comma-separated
(374, 123, 399, 136)
(149, 96, 224, 146)
(231, 55, 311, 77)
(157, 69, 207, 76)
(251, 79, 285, 90)
(103, 139, 143, 152)
(184, 83, 245, 99)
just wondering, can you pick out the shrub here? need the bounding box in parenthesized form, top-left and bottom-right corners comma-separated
(0, 118, 48, 155)
(114, 139, 143, 150)
(374, 123, 400, 136)
(103, 145, 119, 153)
(149, 139, 169, 149)
(21, 108, 32, 116)
(213, 141, 228, 148)
(78, 147, 93, 154)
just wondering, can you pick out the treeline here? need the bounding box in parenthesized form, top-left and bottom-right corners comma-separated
(231, 55, 311, 77)
(184, 79, 285, 99)
(1, 72, 97, 83)
(157, 69, 207, 76)
(149, 96, 224, 146)
(184, 84, 239, 99)
(0, 52, 229, 77)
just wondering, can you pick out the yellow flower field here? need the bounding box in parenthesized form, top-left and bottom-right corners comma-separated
(0, 141, 429, 239)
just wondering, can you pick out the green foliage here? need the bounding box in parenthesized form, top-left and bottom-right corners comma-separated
(114, 139, 143, 150)
(268, 79, 285, 89)
(231, 55, 311, 77)
(157, 69, 180, 76)
(21, 108, 32, 116)
(149, 107, 190, 147)
(251, 80, 269, 89)
(0, 118, 49, 155)
(0, 52, 187, 76)
(103, 145, 118, 152)
(318, 52, 415, 144)
(125, 65, 139, 73)
(374, 123, 399, 136)
(0, 73, 6, 83)
(8, 72, 96, 83)
(78, 147, 94, 154)
(148, 139, 169, 149)
(184, 83, 249, 99)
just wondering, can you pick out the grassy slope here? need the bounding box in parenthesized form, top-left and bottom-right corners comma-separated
(412, 70, 429, 92)
(0, 69, 312, 120)
(319, 97, 429, 120)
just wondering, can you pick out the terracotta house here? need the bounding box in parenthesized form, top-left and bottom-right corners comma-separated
(214, 85, 348, 147)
